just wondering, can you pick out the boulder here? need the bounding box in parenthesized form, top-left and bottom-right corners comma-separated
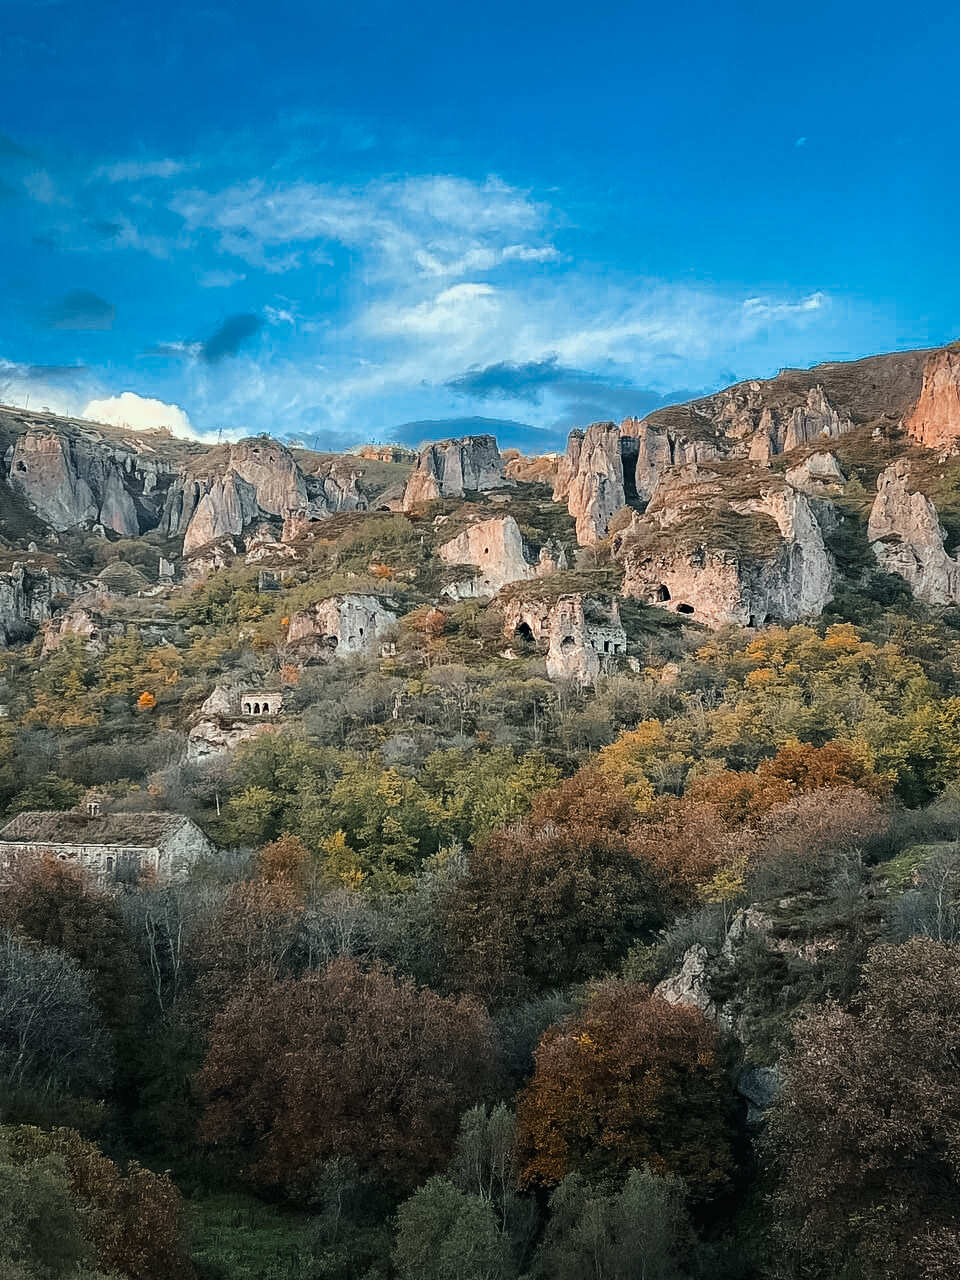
(653, 945, 718, 1019)
(784, 450, 846, 494)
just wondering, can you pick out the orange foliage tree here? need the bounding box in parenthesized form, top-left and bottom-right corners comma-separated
(517, 981, 736, 1199)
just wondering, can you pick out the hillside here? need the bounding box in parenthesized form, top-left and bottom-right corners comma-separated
(3, 340, 960, 1279)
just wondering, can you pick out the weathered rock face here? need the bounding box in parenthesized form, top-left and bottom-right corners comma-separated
(905, 346, 960, 451)
(614, 465, 834, 627)
(42, 598, 106, 654)
(287, 594, 398, 657)
(653, 945, 717, 1019)
(868, 459, 960, 603)
(179, 473, 260, 554)
(0, 563, 69, 645)
(784, 450, 846, 494)
(8, 430, 154, 536)
(438, 515, 549, 595)
(621, 419, 722, 505)
(554, 422, 628, 545)
(503, 592, 626, 683)
(402, 435, 510, 509)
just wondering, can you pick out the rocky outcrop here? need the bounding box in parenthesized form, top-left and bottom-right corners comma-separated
(653, 945, 718, 1019)
(0, 562, 70, 646)
(784, 450, 846, 494)
(621, 419, 722, 505)
(503, 591, 626, 683)
(438, 515, 555, 595)
(286, 594, 398, 658)
(42, 597, 106, 654)
(868, 460, 960, 603)
(553, 423, 628, 545)
(402, 435, 510, 509)
(7, 430, 161, 536)
(905, 346, 960, 451)
(614, 465, 834, 627)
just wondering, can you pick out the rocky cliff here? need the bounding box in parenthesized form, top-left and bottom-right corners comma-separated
(613, 464, 834, 627)
(905, 346, 960, 451)
(438, 515, 555, 595)
(553, 422, 630, 545)
(868, 460, 960, 603)
(286, 594, 398, 658)
(0, 562, 73, 646)
(503, 591, 626, 683)
(401, 435, 510, 509)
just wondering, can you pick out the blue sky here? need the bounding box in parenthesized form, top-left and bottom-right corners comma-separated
(1, 0, 958, 451)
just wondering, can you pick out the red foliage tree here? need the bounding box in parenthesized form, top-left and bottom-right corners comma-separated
(197, 956, 499, 1195)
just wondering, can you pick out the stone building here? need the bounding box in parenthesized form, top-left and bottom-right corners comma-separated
(503, 592, 626, 683)
(0, 793, 214, 887)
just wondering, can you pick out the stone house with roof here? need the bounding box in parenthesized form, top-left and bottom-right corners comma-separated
(0, 792, 214, 887)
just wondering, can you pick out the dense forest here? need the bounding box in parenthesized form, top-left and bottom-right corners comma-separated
(2, 536, 960, 1278)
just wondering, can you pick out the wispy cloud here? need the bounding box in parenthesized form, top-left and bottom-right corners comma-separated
(95, 157, 189, 183)
(170, 174, 558, 282)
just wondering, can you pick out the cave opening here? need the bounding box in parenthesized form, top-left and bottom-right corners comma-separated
(676, 603, 695, 614)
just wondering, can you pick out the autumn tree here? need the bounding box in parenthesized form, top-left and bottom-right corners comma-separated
(197, 956, 499, 1195)
(439, 797, 662, 1004)
(2, 1124, 194, 1280)
(765, 939, 960, 1280)
(517, 982, 735, 1199)
(0, 857, 142, 1029)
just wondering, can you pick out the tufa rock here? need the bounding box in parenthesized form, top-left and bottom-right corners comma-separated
(402, 435, 510, 509)
(0, 562, 71, 646)
(868, 459, 960, 603)
(286, 594, 398, 658)
(614, 465, 834, 627)
(503, 592, 626, 683)
(438, 515, 552, 596)
(553, 422, 628, 545)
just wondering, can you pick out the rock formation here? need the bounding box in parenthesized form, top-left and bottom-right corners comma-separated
(905, 346, 960, 451)
(286, 594, 398, 657)
(653, 945, 717, 1019)
(503, 591, 626, 682)
(553, 422, 628, 545)
(0, 562, 70, 646)
(868, 460, 960, 603)
(438, 515, 554, 595)
(614, 464, 834, 627)
(402, 435, 510, 509)
(784, 450, 846, 494)
(7, 429, 157, 536)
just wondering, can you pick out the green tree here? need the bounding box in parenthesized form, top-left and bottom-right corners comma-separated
(393, 1176, 516, 1280)
(532, 1167, 694, 1280)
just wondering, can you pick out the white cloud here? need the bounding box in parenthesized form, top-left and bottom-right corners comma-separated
(370, 283, 501, 339)
(170, 174, 558, 282)
(83, 392, 198, 439)
(96, 158, 189, 182)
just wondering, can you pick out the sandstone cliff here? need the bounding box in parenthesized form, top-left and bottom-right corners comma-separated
(401, 435, 510, 509)
(905, 346, 960, 451)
